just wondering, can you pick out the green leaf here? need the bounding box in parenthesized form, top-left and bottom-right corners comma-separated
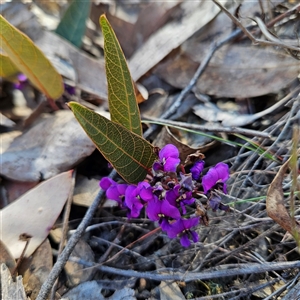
(0, 16, 64, 100)
(69, 102, 156, 183)
(100, 15, 142, 136)
(55, 0, 91, 48)
(0, 54, 19, 78)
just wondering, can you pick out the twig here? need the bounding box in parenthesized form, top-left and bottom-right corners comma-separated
(222, 85, 300, 127)
(143, 27, 244, 139)
(265, 3, 300, 29)
(142, 116, 271, 138)
(36, 169, 117, 300)
(50, 170, 76, 300)
(254, 16, 300, 52)
(69, 257, 300, 282)
(212, 0, 300, 52)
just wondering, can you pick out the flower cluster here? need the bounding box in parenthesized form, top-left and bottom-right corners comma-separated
(100, 144, 230, 247)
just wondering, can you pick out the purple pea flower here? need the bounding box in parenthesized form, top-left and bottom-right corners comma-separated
(209, 194, 230, 212)
(124, 185, 144, 218)
(190, 160, 205, 180)
(166, 217, 200, 247)
(166, 184, 195, 215)
(125, 182, 155, 218)
(202, 163, 229, 194)
(14, 74, 27, 90)
(153, 144, 180, 172)
(146, 196, 181, 226)
(100, 177, 128, 207)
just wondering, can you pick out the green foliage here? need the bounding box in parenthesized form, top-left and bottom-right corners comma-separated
(0, 15, 64, 100)
(100, 15, 142, 136)
(55, 0, 91, 48)
(69, 102, 156, 183)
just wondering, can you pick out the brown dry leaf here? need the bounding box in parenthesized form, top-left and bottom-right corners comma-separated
(0, 240, 16, 275)
(0, 110, 95, 182)
(0, 171, 72, 259)
(154, 1, 299, 98)
(266, 159, 300, 238)
(131, 2, 181, 54)
(1, 264, 27, 300)
(2, 180, 38, 205)
(153, 126, 216, 162)
(155, 44, 300, 98)
(128, 1, 221, 81)
(64, 239, 95, 288)
(18, 239, 53, 300)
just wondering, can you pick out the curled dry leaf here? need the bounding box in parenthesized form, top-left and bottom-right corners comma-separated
(266, 159, 300, 238)
(0, 110, 95, 182)
(0, 171, 72, 259)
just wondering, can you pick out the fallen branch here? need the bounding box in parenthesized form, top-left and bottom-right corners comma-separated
(70, 257, 300, 282)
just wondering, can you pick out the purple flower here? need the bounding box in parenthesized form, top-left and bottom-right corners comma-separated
(166, 217, 200, 247)
(209, 195, 230, 212)
(153, 144, 180, 172)
(124, 185, 144, 218)
(124, 182, 156, 218)
(146, 197, 181, 222)
(14, 74, 27, 90)
(64, 83, 76, 95)
(166, 184, 195, 215)
(165, 184, 181, 207)
(100, 177, 128, 207)
(202, 163, 229, 194)
(209, 195, 221, 211)
(190, 160, 205, 180)
(138, 182, 154, 201)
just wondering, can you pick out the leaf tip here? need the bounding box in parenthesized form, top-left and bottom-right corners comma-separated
(99, 14, 107, 26)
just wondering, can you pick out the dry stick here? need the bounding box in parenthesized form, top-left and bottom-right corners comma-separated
(36, 169, 117, 300)
(212, 0, 300, 52)
(69, 256, 300, 282)
(143, 27, 245, 139)
(49, 171, 76, 300)
(142, 116, 270, 138)
(263, 3, 300, 30)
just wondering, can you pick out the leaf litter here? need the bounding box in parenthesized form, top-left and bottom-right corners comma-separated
(0, 1, 300, 299)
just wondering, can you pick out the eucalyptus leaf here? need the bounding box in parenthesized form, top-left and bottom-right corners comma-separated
(69, 102, 156, 183)
(55, 0, 91, 48)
